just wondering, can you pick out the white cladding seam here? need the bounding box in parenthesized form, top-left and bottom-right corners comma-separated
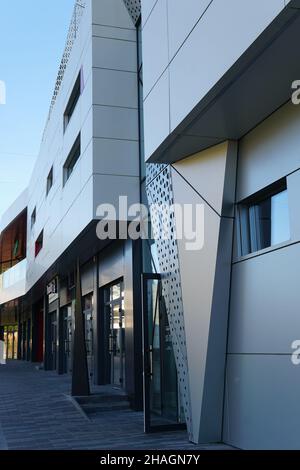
(146, 163, 193, 441)
(123, 0, 141, 24)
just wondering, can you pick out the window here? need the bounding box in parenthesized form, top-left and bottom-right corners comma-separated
(46, 166, 53, 196)
(31, 207, 36, 229)
(35, 230, 44, 257)
(238, 179, 290, 256)
(64, 72, 81, 131)
(63, 134, 81, 185)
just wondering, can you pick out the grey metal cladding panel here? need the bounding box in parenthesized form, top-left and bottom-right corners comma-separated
(224, 354, 300, 450)
(81, 260, 94, 296)
(146, 164, 193, 441)
(228, 243, 300, 354)
(237, 102, 300, 201)
(123, 0, 141, 24)
(98, 242, 124, 288)
(199, 217, 234, 442)
(172, 168, 233, 443)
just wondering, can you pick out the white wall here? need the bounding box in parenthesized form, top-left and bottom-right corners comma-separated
(141, 0, 287, 161)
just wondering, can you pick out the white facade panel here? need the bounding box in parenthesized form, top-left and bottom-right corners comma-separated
(93, 174, 139, 220)
(143, 70, 170, 159)
(167, 0, 212, 59)
(0, 260, 27, 305)
(93, 138, 139, 177)
(93, 36, 137, 72)
(93, 68, 138, 109)
(142, 0, 286, 161)
(93, 105, 139, 141)
(141, 0, 157, 27)
(142, 0, 168, 97)
(92, 0, 134, 29)
(169, 0, 285, 133)
(92, 24, 136, 41)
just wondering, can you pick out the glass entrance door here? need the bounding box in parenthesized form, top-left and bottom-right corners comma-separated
(105, 281, 125, 388)
(3, 325, 18, 360)
(62, 305, 72, 374)
(50, 313, 57, 370)
(142, 274, 186, 433)
(83, 294, 94, 382)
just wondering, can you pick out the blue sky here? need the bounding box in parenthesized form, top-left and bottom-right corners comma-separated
(0, 0, 75, 219)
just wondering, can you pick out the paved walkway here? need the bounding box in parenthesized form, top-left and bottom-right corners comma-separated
(0, 361, 232, 450)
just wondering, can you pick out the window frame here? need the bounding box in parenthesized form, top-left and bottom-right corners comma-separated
(31, 207, 36, 229)
(63, 72, 81, 132)
(63, 134, 81, 186)
(35, 230, 44, 258)
(238, 178, 289, 257)
(46, 166, 54, 196)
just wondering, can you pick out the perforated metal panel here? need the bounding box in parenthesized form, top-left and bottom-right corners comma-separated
(146, 163, 193, 440)
(123, 0, 141, 24)
(146, 163, 168, 187)
(43, 1, 86, 137)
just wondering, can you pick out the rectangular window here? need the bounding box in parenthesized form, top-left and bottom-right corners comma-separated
(31, 208, 36, 229)
(238, 179, 290, 256)
(46, 166, 53, 196)
(64, 72, 81, 131)
(63, 134, 81, 185)
(35, 230, 43, 257)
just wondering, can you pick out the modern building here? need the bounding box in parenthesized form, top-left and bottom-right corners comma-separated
(1, 0, 300, 450)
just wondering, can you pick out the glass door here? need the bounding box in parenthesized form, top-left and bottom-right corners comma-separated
(142, 274, 186, 433)
(62, 305, 72, 374)
(50, 313, 57, 370)
(105, 281, 125, 388)
(83, 294, 94, 382)
(3, 325, 18, 360)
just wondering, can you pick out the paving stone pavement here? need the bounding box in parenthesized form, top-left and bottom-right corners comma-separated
(0, 361, 232, 450)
